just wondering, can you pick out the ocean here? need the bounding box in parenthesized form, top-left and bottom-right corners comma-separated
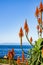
(0, 45, 32, 60)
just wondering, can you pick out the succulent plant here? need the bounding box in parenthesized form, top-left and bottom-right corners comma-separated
(19, 1, 43, 65)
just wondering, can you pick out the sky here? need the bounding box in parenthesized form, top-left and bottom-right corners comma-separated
(0, 0, 43, 45)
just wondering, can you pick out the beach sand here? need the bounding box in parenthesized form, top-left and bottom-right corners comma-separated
(0, 64, 14, 65)
(0, 64, 9, 65)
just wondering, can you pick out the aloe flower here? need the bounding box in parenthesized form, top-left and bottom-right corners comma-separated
(24, 19, 29, 34)
(39, 28, 42, 33)
(38, 18, 41, 24)
(26, 60, 28, 65)
(39, 2, 43, 11)
(35, 7, 39, 17)
(37, 25, 39, 30)
(29, 37, 33, 43)
(37, 25, 39, 37)
(8, 49, 15, 65)
(19, 27, 24, 46)
(22, 51, 25, 62)
(17, 56, 20, 65)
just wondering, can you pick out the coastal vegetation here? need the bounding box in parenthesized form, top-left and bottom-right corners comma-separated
(0, 1, 43, 65)
(19, 1, 43, 65)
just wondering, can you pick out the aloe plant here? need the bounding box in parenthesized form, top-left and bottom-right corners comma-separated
(19, 1, 43, 65)
(27, 38, 43, 65)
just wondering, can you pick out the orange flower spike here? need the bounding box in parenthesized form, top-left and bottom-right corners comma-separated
(8, 51, 13, 60)
(9, 53, 13, 60)
(35, 7, 39, 17)
(24, 19, 27, 29)
(22, 51, 25, 62)
(25, 26, 29, 34)
(38, 18, 41, 24)
(42, 48, 43, 57)
(42, 4, 43, 11)
(24, 20, 29, 34)
(30, 37, 33, 43)
(39, 28, 42, 33)
(19, 27, 24, 37)
(37, 25, 39, 30)
(12, 48, 15, 56)
(26, 60, 28, 65)
(19, 27, 24, 46)
(8, 51, 10, 58)
(17, 56, 20, 65)
(39, 2, 43, 11)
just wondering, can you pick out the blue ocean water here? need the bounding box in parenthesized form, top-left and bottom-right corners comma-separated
(0, 45, 32, 60)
